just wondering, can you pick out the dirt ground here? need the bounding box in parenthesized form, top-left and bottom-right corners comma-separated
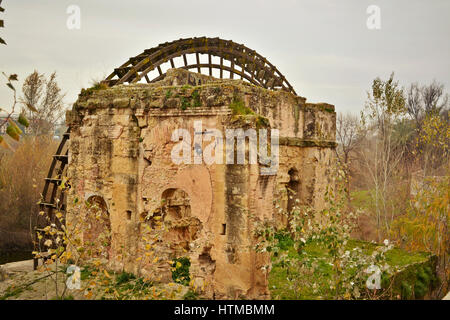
(0, 260, 84, 300)
(0, 259, 190, 300)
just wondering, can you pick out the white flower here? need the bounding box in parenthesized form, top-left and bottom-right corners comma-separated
(300, 238, 306, 244)
(383, 239, 389, 246)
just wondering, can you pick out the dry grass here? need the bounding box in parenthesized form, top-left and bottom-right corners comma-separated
(0, 135, 58, 250)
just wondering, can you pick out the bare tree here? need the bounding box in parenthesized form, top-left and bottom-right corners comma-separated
(406, 81, 449, 123)
(422, 80, 448, 116)
(336, 112, 361, 198)
(405, 80, 449, 175)
(336, 112, 360, 167)
(21, 71, 66, 136)
(406, 83, 422, 127)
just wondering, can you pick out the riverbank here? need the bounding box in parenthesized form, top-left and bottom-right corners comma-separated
(0, 228, 33, 264)
(0, 251, 33, 265)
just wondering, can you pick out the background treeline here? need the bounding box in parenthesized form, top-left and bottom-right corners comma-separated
(336, 74, 449, 296)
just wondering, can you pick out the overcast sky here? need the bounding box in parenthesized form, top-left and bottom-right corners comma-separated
(0, 0, 449, 115)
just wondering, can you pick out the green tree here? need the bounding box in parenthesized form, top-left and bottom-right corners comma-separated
(359, 73, 406, 241)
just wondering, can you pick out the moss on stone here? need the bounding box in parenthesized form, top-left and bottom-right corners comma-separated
(80, 82, 109, 97)
(256, 115, 270, 128)
(180, 96, 191, 110)
(191, 89, 201, 107)
(229, 97, 254, 116)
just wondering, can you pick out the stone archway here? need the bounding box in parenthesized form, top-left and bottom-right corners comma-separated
(287, 168, 300, 214)
(83, 195, 111, 259)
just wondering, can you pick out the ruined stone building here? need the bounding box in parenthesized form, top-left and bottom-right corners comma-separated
(55, 38, 336, 299)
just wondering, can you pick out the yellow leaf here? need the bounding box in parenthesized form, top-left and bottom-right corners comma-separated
(104, 270, 111, 278)
(0, 136, 11, 150)
(6, 125, 20, 141)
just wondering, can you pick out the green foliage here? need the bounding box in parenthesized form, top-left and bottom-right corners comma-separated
(256, 165, 438, 300)
(165, 89, 173, 99)
(6, 123, 20, 141)
(274, 230, 294, 251)
(172, 257, 191, 285)
(268, 236, 435, 299)
(18, 114, 30, 128)
(180, 97, 190, 110)
(0, 286, 24, 300)
(367, 72, 406, 116)
(115, 271, 136, 285)
(401, 281, 412, 299)
(51, 295, 74, 300)
(179, 89, 201, 110)
(229, 97, 254, 115)
(191, 89, 201, 107)
(183, 290, 199, 300)
(80, 82, 109, 97)
(80, 266, 95, 281)
(256, 115, 270, 128)
(134, 277, 153, 289)
(398, 264, 435, 299)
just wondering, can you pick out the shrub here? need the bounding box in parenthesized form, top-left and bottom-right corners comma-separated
(172, 257, 191, 285)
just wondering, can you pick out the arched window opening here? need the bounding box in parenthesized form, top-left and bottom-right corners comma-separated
(160, 188, 201, 252)
(287, 168, 300, 214)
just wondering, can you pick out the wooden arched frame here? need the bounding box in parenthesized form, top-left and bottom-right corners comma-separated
(103, 37, 297, 95)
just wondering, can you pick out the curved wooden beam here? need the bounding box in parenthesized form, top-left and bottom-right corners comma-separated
(103, 37, 297, 95)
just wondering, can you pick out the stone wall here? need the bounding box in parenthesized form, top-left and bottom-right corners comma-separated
(65, 68, 336, 299)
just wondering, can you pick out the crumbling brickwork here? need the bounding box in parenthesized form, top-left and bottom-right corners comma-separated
(65, 68, 336, 299)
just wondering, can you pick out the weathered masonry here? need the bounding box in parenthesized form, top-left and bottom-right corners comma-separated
(48, 38, 336, 299)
